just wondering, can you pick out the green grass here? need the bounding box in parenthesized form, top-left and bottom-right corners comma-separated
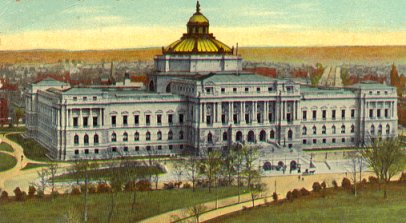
(0, 187, 243, 223)
(21, 163, 50, 171)
(208, 184, 406, 223)
(0, 127, 26, 134)
(7, 134, 50, 162)
(0, 152, 17, 171)
(0, 142, 14, 153)
(53, 165, 164, 182)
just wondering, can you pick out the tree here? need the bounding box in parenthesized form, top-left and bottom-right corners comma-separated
(346, 151, 363, 196)
(34, 168, 49, 197)
(361, 137, 405, 198)
(222, 148, 237, 186)
(242, 146, 259, 187)
(200, 150, 222, 193)
(187, 204, 207, 223)
(184, 156, 201, 192)
(48, 163, 58, 197)
(173, 159, 185, 188)
(233, 144, 245, 203)
(14, 108, 24, 127)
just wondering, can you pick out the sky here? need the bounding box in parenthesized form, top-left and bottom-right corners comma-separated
(0, 0, 405, 50)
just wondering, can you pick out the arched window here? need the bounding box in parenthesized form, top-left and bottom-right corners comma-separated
(149, 80, 155, 91)
(322, 125, 326, 134)
(223, 132, 228, 141)
(386, 124, 390, 135)
(288, 130, 293, 140)
(166, 84, 171, 93)
(146, 131, 151, 141)
(111, 133, 117, 142)
(236, 131, 243, 142)
(157, 131, 162, 140)
(247, 131, 255, 143)
(123, 132, 128, 142)
(332, 125, 336, 134)
(341, 125, 346, 134)
(168, 130, 173, 140)
(370, 125, 375, 135)
(74, 135, 79, 145)
(270, 130, 275, 139)
(208, 132, 213, 143)
(260, 130, 266, 142)
(179, 130, 184, 140)
(302, 127, 307, 136)
(351, 125, 355, 133)
(378, 124, 382, 135)
(312, 126, 317, 135)
(94, 134, 99, 144)
(134, 132, 139, 141)
(84, 134, 89, 145)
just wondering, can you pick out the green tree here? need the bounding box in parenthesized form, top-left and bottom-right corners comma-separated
(14, 108, 24, 127)
(201, 150, 222, 193)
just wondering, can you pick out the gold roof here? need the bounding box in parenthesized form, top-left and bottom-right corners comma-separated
(163, 1, 233, 55)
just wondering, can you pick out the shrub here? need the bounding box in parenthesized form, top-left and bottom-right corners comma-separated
(0, 191, 8, 200)
(368, 176, 379, 184)
(332, 180, 338, 189)
(124, 181, 136, 192)
(398, 172, 406, 183)
(361, 178, 368, 185)
(321, 181, 327, 190)
(28, 186, 36, 198)
(136, 180, 152, 191)
(183, 183, 192, 189)
(286, 191, 293, 201)
(272, 192, 278, 201)
(88, 184, 97, 194)
(341, 178, 352, 190)
(97, 183, 111, 193)
(51, 191, 59, 198)
(70, 187, 81, 195)
(14, 187, 26, 202)
(174, 182, 182, 189)
(37, 190, 45, 198)
(163, 182, 175, 190)
(292, 189, 301, 199)
(300, 188, 310, 196)
(312, 182, 322, 192)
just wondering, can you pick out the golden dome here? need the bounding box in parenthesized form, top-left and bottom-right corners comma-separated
(162, 1, 234, 55)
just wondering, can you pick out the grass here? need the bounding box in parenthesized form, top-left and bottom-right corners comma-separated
(0, 127, 26, 134)
(21, 163, 50, 171)
(53, 165, 164, 182)
(0, 152, 17, 171)
(0, 187, 243, 223)
(208, 183, 406, 223)
(0, 142, 14, 153)
(7, 134, 50, 162)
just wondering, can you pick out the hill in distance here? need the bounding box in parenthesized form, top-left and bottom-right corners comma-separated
(0, 46, 405, 65)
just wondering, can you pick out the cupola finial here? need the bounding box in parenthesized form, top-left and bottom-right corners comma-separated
(196, 1, 201, 13)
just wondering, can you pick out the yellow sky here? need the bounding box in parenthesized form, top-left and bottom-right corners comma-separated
(1, 26, 405, 51)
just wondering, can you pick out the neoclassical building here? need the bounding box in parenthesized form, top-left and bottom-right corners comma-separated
(25, 2, 398, 160)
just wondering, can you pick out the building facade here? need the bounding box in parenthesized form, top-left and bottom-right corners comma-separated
(25, 2, 398, 160)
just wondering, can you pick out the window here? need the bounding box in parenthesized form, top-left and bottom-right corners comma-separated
(179, 114, 184, 124)
(341, 125, 346, 134)
(94, 134, 99, 144)
(323, 139, 326, 144)
(370, 125, 375, 135)
(257, 113, 262, 123)
(180, 145, 184, 150)
(73, 97, 77, 101)
(369, 109, 373, 118)
(179, 131, 184, 140)
(322, 110, 326, 120)
(83, 134, 89, 145)
(168, 114, 173, 124)
(93, 96, 97, 101)
(134, 115, 139, 125)
(146, 146, 151, 151)
(158, 146, 162, 150)
(350, 125, 355, 133)
(111, 116, 116, 126)
(134, 132, 139, 141)
(322, 125, 326, 134)
(124, 147, 129, 152)
(157, 115, 162, 125)
(332, 110, 336, 120)
(257, 87, 260, 92)
(312, 110, 317, 120)
(206, 88, 211, 93)
(206, 115, 211, 125)
(94, 149, 99, 154)
(93, 117, 98, 127)
(74, 135, 79, 145)
(83, 97, 87, 101)
(221, 114, 226, 124)
(303, 139, 307, 145)
(303, 111, 307, 120)
(123, 132, 128, 142)
(208, 132, 213, 143)
(287, 130, 293, 140)
(74, 150, 79, 155)
(386, 124, 390, 135)
(268, 112, 273, 122)
(377, 109, 381, 118)
(312, 126, 317, 135)
(169, 145, 173, 150)
(332, 125, 336, 134)
(268, 87, 273, 92)
(270, 130, 275, 139)
(73, 117, 78, 127)
(342, 138, 346, 143)
(385, 109, 389, 118)
(146, 115, 151, 125)
(233, 114, 238, 124)
(302, 126, 307, 136)
(123, 115, 128, 126)
(378, 125, 382, 135)
(245, 114, 250, 124)
(157, 131, 162, 140)
(332, 138, 336, 143)
(341, 109, 345, 119)
(83, 117, 88, 127)
(233, 88, 237, 92)
(135, 146, 139, 151)
(223, 132, 228, 141)
(221, 88, 225, 93)
(146, 132, 151, 141)
(313, 139, 317, 144)
(111, 133, 117, 142)
(168, 130, 173, 140)
(351, 138, 355, 143)
(351, 109, 355, 119)
(245, 87, 249, 92)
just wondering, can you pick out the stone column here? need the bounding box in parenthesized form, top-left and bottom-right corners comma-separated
(216, 102, 221, 123)
(253, 101, 257, 122)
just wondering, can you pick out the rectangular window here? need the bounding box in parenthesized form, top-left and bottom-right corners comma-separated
(169, 145, 173, 150)
(257, 87, 261, 92)
(257, 113, 262, 123)
(83, 117, 88, 127)
(303, 111, 307, 120)
(83, 97, 87, 101)
(221, 88, 225, 93)
(84, 149, 89, 154)
(332, 138, 336, 143)
(123, 115, 128, 126)
(377, 109, 381, 118)
(168, 114, 173, 124)
(313, 139, 317, 144)
(93, 96, 97, 101)
(385, 109, 389, 118)
(157, 114, 162, 125)
(245, 87, 249, 92)
(369, 109, 373, 118)
(179, 114, 184, 124)
(268, 113, 273, 122)
(73, 117, 78, 127)
(351, 109, 355, 119)
(93, 117, 98, 127)
(146, 115, 151, 125)
(312, 110, 317, 120)
(341, 109, 345, 119)
(94, 149, 99, 154)
(233, 88, 237, 92)
(73, 97, 77, 101)
(342, 138, 346, 143)
(332, 110, 336, 120)
(221, 114, 226, 124)
(111, 116, 116, 126)
(135, 146, 139, 151)
(158, 145, 162, 150)
(268, 87, 273, 92)
(206, 116, 211, 125)
(245, 114, 250, 124)
(233, 114, 238, 124)
(302, 139, 307, 145)
(134, 115, 139, 125)
(124, 147, 129, 152)
(322, 110, 326, 120)
(323, 139, 326, 144)
(74, 150, 79, 155)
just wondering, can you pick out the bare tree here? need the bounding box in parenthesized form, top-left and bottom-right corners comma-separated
(33, 168, 49, 197)
(233, 144, 244, 203)
(200, 150, 221, 193)
(48, 163, 58, 198)
(173, 159, 185, 188)
(187, 204, 208, 223)
(242, 145, 259, 187)
(184, 156, 201, 192)
(346, 151, 362, 196)
(361, 137, 406, 198)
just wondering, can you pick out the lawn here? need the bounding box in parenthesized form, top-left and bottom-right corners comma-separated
(208, 183, 406, 223)
(0, 152, 17, 171)
(0, 142, 14, 153)
(0, 187, 243, 223)
(0, 127, 26, 134)
(21, 163, 50, 171)
(7, 134, 50, 162)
